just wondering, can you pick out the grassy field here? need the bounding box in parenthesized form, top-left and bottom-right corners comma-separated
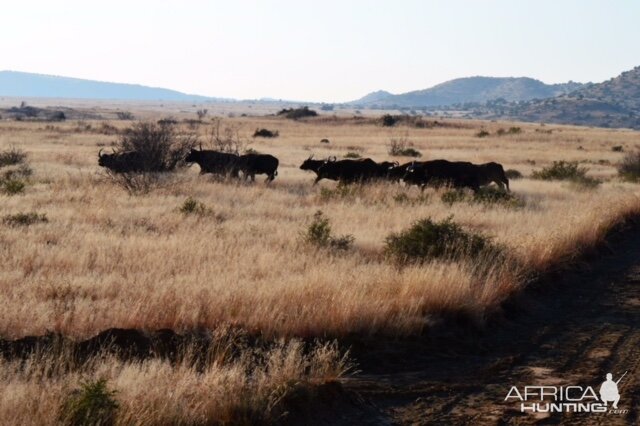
(1, 110, 640, 423)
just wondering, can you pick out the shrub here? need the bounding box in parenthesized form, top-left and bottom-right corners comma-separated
(505, 169, 523, 180)
(59, 378, 119, 426)
(196, 109, 208, 120)
(0, 147, 27, 168)
(103, 121, 197, 194)
(179, 197, 215, 216)
(496, 128, 506, 136)
(381, 114, 397, 127)
(476, 130, 490, 138)
(277, 106, 318, 119)
(116, 121, 198, 172)
(116, 111, 134, 120)
(384, 216, 498, 264)
(303, 211, 354, 251)
(507, 126, 522, 134)
(344, 151, 361, 159)
(2, 164, 32, 181)
(618, 150, 640, 182)
(2, 179, 25, 195)
(612, 145, 623, 152)
(48, 111, 66, 122)
(531, 161, 588, 181)
(388, 136, 422, 157)
(3, 212, 47, 226)
(207, 118, 246, 154)
(253, 128, 279, 138)
(320, 138, 330, 144)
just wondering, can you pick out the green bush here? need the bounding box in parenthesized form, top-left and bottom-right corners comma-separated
(59, 379, 119, 426)
(3, 212, 48, 226)
(2, 179, 25, 195)
(507, 126, 522, 134)
(381, 114, 397, 127)
(505, 169, 523, 179)
(179, 197, 213, 217)
(0, 147, 27, 168)
(531, 161, 588, 181)
(618, 150, 640, 182)
(303, 211, 354, 251)
(277, 106, 318, 119)
(476, 130, 490, 138)
(253, 128, 279, 138)
(384, 216, 498, 264)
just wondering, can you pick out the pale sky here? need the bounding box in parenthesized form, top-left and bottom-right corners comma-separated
(1, 0, 639, 102)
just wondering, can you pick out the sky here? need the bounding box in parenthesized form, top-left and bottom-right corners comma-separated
(1, 0, 639, 102)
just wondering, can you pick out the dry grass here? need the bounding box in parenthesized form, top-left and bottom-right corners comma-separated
(0, 337, 350, 425)
(1, 111, 640, 423)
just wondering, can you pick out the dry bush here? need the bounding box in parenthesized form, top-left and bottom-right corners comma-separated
(207, 118, 247, 154)
(117, 121, 197, 172)
(618, 150, 640, 182)
(387, 135, 422, 157)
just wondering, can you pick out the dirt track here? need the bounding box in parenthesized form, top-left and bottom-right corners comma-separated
(337, 225, 640, 425)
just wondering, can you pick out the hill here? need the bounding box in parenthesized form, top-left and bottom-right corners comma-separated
(507, 66, 640, 129)
(351, 77, 583, 108)
(0, 71, 221, 101)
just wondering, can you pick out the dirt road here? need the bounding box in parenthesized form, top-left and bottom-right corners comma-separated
(338, 226, 640, 425)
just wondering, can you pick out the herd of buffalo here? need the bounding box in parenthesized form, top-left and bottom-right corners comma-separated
(98, 148, 510, 192)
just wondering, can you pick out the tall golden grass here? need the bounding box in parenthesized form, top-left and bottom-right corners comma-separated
(1, 113, 639, 423)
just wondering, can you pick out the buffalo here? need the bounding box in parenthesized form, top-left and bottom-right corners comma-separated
(476, 162, 510, 191)
(299, 155, 336, 176)
(237, 153, 279, 183)
(388, 161, 421, 183)
(98, 149, 147, 173)
(314, 158, 381, 185)
(184, 149, 240, 178)
(403, 159, 510, 192)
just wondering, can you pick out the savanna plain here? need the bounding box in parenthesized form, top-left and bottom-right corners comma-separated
(1, 106, 640, 424)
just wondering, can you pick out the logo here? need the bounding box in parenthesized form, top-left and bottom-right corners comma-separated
(505, 371, 629, 415)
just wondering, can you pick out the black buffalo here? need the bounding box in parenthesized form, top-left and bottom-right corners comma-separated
(314, 158, 381, 184)
(375, 161, 400, 179)
(403, 159, 510, 192)
(388, 161, 422, 183)
(184, 149, 240, 177)
(98, 149, 147, 173)
(237, 153, 279, 183)
(299, 155, 336, 176)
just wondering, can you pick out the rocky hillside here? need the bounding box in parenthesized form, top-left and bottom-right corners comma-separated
(351, 77, 583, 108)
(508, 66, 640, 129)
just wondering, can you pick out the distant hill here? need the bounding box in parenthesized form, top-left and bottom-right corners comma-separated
(507, 66, 640, 129)
(353, 90, 394, 104)
(351, 77, 584, 108)
(0, 71, 221, 101)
